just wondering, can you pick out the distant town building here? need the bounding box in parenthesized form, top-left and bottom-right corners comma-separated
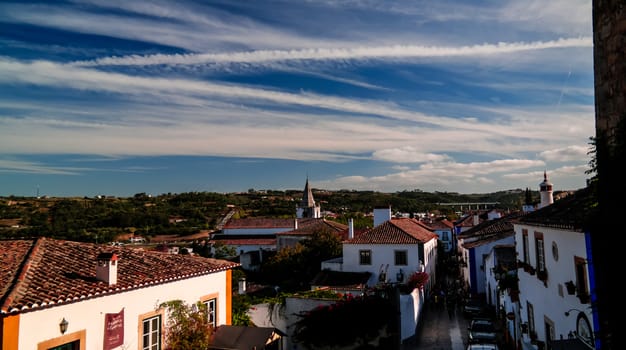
(539, 171, 554, 209)
(296, 178, 321, 219)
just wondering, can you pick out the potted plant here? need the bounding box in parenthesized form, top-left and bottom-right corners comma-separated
(565, 281, 576, 295)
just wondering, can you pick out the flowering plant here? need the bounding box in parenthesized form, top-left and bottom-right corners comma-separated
(292, 292, 394, 348)
(406, 271, 429, 290)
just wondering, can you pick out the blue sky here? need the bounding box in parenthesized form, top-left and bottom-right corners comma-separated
(0, 0, 595, 197)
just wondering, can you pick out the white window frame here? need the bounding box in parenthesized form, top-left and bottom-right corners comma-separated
(142, 315, 161, 350)
(204, 298, 217, 329)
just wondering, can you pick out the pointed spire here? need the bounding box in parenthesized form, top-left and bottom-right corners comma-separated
(301, 177, 315, 207)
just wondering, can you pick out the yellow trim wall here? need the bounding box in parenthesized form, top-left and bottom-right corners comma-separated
(1, 314, 19, 350)
(226, 269, 232, 325)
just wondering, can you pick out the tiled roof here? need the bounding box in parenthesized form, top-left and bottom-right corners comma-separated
(344, 218, 437, 245)
(458, 212, 522, 239)
(209, 237, 277, 246)
(223, 218, 295, 229)
(429, 218, 454, 230)
(462, 231, 514, 249)
(516, 186, 595, 232)
(459, 213, 521, 249)
(0, 237, 240, 314)
(310, 270, 371, 290)
(211, 325, 282, 350)
(275, 218, 348, 236)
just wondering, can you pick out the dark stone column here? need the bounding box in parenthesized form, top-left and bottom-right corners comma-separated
(592, 1, 624, 349)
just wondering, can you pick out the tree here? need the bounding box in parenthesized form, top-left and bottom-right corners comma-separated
(260, 228, 343, 291)
(212, 241, 237, 258)
(292, 291, 396, 349)
(159, 300, 213, 350)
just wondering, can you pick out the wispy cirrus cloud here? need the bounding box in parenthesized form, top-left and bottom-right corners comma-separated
(71, 37, 592, 67)
(0, 0, 595, 195)
(0, 159, 84, 175)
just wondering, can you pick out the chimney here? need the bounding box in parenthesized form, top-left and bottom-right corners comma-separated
(294, 218, 298, 230)
(96, 252, 118, 285)
(473, 214, 480, 226)
(238, 277, 247, 295)
(373, 206, 392, 227)
(348, 218, 354, 239)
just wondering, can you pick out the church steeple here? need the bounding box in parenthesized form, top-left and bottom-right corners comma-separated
(296, 177, 321, 218)
(301, 177, 315, 208)
(539, 170, 554, 209)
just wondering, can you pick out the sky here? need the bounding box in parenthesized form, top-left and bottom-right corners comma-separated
(0, 0, 595, 198)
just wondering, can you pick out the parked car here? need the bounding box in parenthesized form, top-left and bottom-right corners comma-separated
(468, 318, 498, 344)
(462, 298, 487, 318)
(467, 343, 499, 350)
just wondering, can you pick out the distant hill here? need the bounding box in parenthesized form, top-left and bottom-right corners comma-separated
(0, 188, 570, 242)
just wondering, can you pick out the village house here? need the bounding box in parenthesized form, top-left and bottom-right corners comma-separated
(508, 185, 597, 350)
(0, 237, 239, 350)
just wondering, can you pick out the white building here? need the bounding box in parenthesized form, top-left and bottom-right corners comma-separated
(331, 207, 438, 296)
(296, 177, 321, 219)
(0, 237, 239, 350)
(458, 213, 519, 299)
(510, 186, 597, 350)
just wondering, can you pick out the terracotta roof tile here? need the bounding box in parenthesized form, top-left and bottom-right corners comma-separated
(458, 212, 523, 239)
(310, 270, 371, 290)
(209, 238, 276, 246)
(345, 218, 437, 245)
(223, 218, 295, 229)
(0, 238, 239, 314)
(516, 187, 595, 231)
(275, 218, 348, 236)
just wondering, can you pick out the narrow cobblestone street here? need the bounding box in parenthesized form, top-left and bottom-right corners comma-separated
(401, 301, 469, 350)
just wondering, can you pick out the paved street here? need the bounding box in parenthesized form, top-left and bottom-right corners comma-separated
(401, 302, 470, 350)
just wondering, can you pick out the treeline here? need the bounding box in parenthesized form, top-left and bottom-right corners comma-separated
(0, 187, 538, 242)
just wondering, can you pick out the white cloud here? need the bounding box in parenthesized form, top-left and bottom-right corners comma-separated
(539, 145, 590, 162)
(373, 146, 452, 163)
(72, 37, 592, 67)
(0, 159, 82, 175)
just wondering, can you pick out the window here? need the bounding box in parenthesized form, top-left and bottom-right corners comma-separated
(49, 341, 79, 350)
(37, 330, 86, 350)
(552, 241, 559, 261)
(527, 301, 535, 339)
(204, 298, 217, 329)
(535, 232, 545, 272)
(441, 231, 449, 241)
(142, 315, 161, 350)
(394, 250, 408, 266)
(522, 229, 529, 263)
(359, 250, 371, 265)
(575, 256, 589, 300)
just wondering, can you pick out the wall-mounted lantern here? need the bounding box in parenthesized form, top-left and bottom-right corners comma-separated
(59, 318, 68, 334)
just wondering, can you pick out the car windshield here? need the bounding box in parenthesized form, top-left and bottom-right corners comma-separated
(471, 323, 495, 332)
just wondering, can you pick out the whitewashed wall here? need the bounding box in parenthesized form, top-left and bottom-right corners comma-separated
(248, 290, 424, 350)
(17, 271, 229, 350)
(342, 244, 424, 286)
(514, 224, 595, 347)
(470, 236, 515, 296)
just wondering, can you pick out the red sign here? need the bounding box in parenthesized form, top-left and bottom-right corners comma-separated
(103, 308, 124, 350)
